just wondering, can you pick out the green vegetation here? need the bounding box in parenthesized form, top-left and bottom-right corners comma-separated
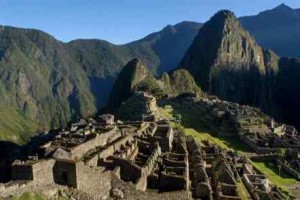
(236, 180, 250, 200)
(137, 76, 164, 98)
(251, 161, 298, 197)
(185, 128, 230, 149)
(162, 103, 253, 153)
(0, 107, 38, 144)
(0, 21, 202, 143)
(251, 161, 298, 186)
(161, 69, 203, 97)
(10, 192, 46, 200)
(159, 102, 297, 197)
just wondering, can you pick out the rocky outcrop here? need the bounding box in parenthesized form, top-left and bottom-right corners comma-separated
(107, 59, 155, 110)
(117, 92, 159, 122)
(159, 69, 202, 97)
(108, 59, 202, 111)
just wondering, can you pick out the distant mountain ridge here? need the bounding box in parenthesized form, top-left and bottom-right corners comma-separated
(240, 3, 300, 58)
(1, 3, 300, 143)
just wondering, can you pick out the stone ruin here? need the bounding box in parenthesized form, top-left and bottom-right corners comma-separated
(118, 91, 160, 121)
(1, 111, 294, 199)
(1, 114, 193, 199)
(1, 91, 298, 199)
(173, 95, 300, 156)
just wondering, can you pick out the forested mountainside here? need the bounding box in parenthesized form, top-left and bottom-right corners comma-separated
(0, 22, 201, 143)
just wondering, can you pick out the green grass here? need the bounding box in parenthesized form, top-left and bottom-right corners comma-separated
(159, 102, 298, 197)
(251, 161, 298, 186)
(236, 180, 251, 200)
(0, 107, 38, 144)
(185, 128, 231, 149)
(160, 103, 253, 153)
(10, 192, 46, 200)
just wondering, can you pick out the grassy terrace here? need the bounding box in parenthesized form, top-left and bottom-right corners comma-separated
(159, 103, 253, 153)
(251, 161, 298, 186)
(158, 102, 299, 197)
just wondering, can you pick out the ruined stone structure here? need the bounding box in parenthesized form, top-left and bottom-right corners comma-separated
(2, 94, 298, 199)
(173, 95, 300, 156)
(242, 165, 289, 200)
(1, 114, 194, 199)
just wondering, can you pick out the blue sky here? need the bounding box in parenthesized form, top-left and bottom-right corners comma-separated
(0, 0, 299, 44)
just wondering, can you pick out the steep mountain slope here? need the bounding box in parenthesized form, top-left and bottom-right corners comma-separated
(0, 22, 202, 143)
(67, 21, 202, 78)
(0, 107, 38, 143)
(240, 3, 300, 58)
(181, 10, 279, 111)
(0, 26, 96, 133)
(181, 10, 300, 128)
(107, 58, 155, 110)
(275, 58, 300, 126)
(127, 21, 203, 74)
(67, 22, 202, 107)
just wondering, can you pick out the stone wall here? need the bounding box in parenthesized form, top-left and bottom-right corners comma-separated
(277, 159, 300, 180)
(76, 162, 112, 199)
(113, 157, 142, 182)
(85, 154, 99, 167)
(195, 182, 213, 199)
(99, 135, 134, 160)
(136, 176, 147, 191)
(219, 183, 240, 199)
(32, 159, 55, 185)
(141, 144, 161, 178)
(71, 128, 117, 159)
(153, 125, 173, 152)
(160, 172, 187, 191)
(249, 154, 278, 162)
(241, 136, 278, 154)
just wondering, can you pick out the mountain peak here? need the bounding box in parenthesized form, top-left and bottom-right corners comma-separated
(129, 58, 142, 65)
(107, 58, 151, 109)
(207, 10, 240, 33)
(181, 9, 268, 92)
(213, 10, 236, 19)
(273, 3, 292, 11)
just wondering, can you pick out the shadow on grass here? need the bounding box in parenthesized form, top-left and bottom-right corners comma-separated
(170, 104, 253, 153)
(260, 161, 296, 180)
